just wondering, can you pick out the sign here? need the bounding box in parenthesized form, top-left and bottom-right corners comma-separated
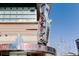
(40, 4, 49, 18)
(21, 43, 47, 51)
(38, 3, 50, 46)
(10, 52, 26, 56)
(47, 46, 56, 54)
(0, 44, 10, 50)
(21, 43, 38, 50)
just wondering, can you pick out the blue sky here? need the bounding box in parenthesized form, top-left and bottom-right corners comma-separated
(49, 3, 79, 55)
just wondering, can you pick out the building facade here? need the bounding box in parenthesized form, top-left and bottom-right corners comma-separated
(75, 38, 79, 56)
(0, 3, 56, 56)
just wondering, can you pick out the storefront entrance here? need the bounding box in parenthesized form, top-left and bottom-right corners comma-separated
(0, 51, 9, 56)
(9, 51, 45, 56)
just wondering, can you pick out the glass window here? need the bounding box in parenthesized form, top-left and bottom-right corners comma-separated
(0, 7, 37, 22)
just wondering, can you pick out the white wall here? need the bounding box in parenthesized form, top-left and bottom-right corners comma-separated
(0, 23, 38, 44)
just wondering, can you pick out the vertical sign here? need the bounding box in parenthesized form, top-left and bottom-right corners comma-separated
(38, 3, 50, 46)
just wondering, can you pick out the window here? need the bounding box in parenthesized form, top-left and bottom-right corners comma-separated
(0, 7, 37, 22)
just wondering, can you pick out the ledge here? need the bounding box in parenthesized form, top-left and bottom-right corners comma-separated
(0, 22, 38, 24)
(0, 43, 56, 55)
